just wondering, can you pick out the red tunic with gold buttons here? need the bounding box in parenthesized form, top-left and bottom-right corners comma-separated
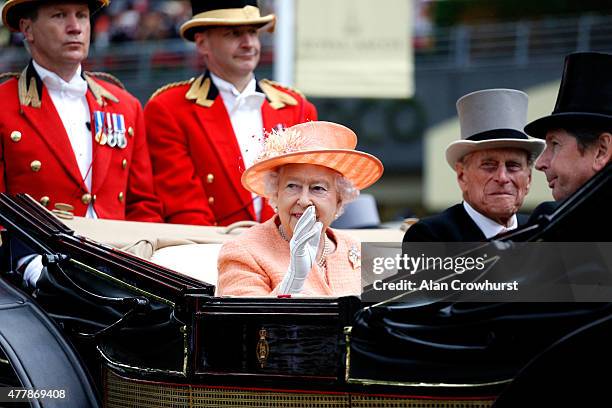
(144, 72, 318, 226)
(0, 63, 162, 222)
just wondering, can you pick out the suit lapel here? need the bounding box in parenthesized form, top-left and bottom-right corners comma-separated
(88, 91, 112, 194)
(261, 100, 289, 133)
(191, 74, 256, 219)
(258, 80, 295, 132)
(19, 78, 84, 187)
(454, 204, 487, 241)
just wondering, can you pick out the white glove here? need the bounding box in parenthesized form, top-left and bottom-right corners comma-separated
(278, 205, 323, 295)
(17, 254, 43, 289)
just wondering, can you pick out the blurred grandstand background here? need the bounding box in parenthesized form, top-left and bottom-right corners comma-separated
(1, 0, 611, 221)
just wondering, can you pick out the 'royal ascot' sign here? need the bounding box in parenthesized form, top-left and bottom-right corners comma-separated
(295, 0, 413, 98)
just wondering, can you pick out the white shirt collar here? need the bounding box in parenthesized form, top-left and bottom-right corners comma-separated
(463, 201, 518, 239)
(209, 72, 264, 113)
(32, 60, 88, 99)
(32, 60, 84, 87)
(209, 72, 255, 95)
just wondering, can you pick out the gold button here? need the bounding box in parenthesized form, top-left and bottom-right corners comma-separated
(92, 194, 97, 203)
(40, 196, 50, 207)
(10, 131, 22, 142)
(81, 193, 92, 205)
(128, 127, 134, 137)
(30, 160, 42, 172)
(206, 173, 214, 184)
(118, 192, 124, 202)
(208, 196, 214, 205)
(122, 159, 128, 169)
(55, 203, 74, 212)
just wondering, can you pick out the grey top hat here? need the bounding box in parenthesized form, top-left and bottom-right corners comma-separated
(445, 89, 545, 168)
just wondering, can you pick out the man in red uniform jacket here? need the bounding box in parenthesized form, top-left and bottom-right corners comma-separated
(145, 0, 317, 226)
(0, 0, 161, 222)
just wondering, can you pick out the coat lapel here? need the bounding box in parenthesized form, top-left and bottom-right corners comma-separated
(261, 100, 289, 133)
(259, 80, 294, 132)
(454, 204, 487, 241)
(190, 74, 256, 219)
(88, 92, 113, 195)
(83, 73, 121, 194)
(18, 67, 84, 187)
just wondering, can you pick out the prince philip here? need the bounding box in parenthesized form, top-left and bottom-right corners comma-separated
(404, 89, 545, 242)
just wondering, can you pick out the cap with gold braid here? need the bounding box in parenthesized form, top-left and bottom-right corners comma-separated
(2, 0, 110, 32)
(180, 0, 275, 42)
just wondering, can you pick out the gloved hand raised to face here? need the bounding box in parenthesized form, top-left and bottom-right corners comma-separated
(278, 205, 323, 295)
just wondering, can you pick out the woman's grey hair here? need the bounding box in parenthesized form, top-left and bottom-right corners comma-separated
(263, 167, 359, 218)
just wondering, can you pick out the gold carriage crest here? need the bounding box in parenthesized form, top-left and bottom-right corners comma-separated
(256, 328, 269, 368)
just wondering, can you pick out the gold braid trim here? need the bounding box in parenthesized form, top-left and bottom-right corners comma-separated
(260, 78, 307, 99)
(184, 75, 214, 107)
(18, 68, 41, 108)
(84, 73, 119, 106)
(149, 78, 195, 101)
(0, 72, 20, 84)
(85, 71, 126, 89)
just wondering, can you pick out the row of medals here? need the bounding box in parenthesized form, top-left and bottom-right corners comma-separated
(94, 111, 128, 148)
(49, 112, 128, 219)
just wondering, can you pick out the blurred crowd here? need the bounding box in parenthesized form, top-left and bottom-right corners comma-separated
(0, 0, 192, 47)
(1, 0, 427, 49)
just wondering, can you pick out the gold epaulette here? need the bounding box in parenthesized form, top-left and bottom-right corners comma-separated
(0, 72, 20, 84)
(260, 79, 307, 99)
(84, 73, 119, 106)
(149, 78, 195, 101)
(85, 71, 126, 89)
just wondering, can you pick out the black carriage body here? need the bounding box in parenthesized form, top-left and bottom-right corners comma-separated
(0, 163, 608, 407)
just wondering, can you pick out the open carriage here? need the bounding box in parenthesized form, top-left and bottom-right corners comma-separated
(0, 164, 609, 407)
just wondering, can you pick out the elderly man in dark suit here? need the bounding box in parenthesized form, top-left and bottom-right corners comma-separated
(404, 89, 545, 242)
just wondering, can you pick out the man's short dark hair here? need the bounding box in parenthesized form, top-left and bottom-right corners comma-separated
(19, 6, 39, 22)
(558, 125, 612, 153)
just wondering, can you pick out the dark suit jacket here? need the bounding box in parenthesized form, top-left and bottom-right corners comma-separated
(527, 201, 559, 225)
(403, 203, 529, 242)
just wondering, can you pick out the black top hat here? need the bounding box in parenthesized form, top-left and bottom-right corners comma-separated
(190, 0, 258, 16)
(524, 52, 612, 138)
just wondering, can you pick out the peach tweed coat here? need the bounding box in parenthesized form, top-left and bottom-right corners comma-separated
(217, 217, 361, 296)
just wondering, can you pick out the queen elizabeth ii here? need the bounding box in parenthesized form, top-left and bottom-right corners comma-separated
(217, 121, 383, 296)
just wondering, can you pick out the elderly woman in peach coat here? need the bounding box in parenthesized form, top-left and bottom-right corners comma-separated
(217, 121, 384, 297)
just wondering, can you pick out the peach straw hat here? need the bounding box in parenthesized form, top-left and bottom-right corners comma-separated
(241, 121, 384, 197)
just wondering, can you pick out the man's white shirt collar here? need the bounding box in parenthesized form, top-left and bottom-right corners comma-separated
(209, 72, 264, 114)
(463, 201, 518, 239)
(32, 61, 87, 98)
